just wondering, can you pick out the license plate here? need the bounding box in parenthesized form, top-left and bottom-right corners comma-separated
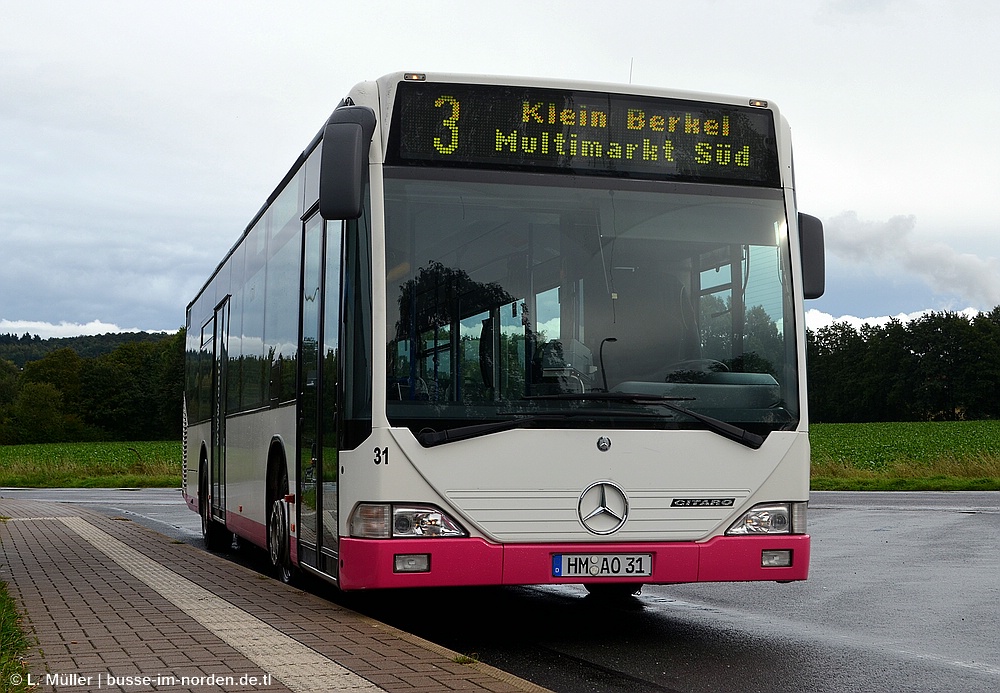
(552, 553, 652, 578)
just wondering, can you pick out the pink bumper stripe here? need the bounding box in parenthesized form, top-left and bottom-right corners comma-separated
(338, 535, 809, 590)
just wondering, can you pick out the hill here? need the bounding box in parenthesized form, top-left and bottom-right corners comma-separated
(0, 331, 174, 368)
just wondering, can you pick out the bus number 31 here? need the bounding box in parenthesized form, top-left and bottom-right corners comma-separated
(374, 446, 389, 465)
(433, 95, 460, 154)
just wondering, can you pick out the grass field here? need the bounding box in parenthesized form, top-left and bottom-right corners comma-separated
(810, 421, 1000, 491)
(1, 424, 999, 491)
(0, 441, 181, 488)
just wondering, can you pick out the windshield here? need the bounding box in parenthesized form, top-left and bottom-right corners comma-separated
(384, 169, 798, 437)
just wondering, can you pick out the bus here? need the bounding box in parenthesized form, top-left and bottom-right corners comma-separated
(183, 72, 825, 595)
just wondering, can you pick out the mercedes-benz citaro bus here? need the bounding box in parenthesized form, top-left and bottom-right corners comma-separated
(183, 72, 825, 597)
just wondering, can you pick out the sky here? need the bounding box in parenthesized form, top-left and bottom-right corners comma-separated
(2, 0, 998, 338)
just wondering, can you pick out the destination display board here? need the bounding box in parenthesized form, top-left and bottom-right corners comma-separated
(388, 81, 780, 186)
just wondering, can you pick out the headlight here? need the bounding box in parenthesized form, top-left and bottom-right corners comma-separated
(392, 505, 466, 537)
(349, 503, 467, 538)
(726, 502, 807, 535)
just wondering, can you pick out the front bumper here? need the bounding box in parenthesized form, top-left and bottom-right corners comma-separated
(337, 534, 809, 590)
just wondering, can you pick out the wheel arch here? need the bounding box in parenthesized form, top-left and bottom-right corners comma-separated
(265, 435, 296, 582)
(198, 442, 210, 503)
(265, 436, 290, 508)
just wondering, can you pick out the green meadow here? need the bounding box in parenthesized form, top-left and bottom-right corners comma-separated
(1, 424, 999, 491)
(0, 441, 181, 488)
(810, 421, 1000, 491)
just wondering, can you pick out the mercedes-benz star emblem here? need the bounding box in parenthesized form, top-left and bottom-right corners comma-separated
(578, 480, 629, 535)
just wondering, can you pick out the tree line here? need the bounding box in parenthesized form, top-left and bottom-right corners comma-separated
(807, 308, 1000, 422)
(0, 331, 172, 368)
(2, 308, 999, 444)
(0, 331, 184, 444)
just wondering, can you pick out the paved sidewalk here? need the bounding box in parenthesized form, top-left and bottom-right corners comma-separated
(0, 498, 550, 693)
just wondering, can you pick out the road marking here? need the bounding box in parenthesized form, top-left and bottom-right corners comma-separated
(59, 516, 384, 693)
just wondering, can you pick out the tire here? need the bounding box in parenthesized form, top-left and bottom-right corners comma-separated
(267, 465, 295, 584)
(200, 464, 231, 552)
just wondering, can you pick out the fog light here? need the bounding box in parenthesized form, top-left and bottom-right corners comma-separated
(761, 549, 792, 568)
(394, 554, 430, 573)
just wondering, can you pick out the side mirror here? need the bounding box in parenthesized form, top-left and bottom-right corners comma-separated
(798, 212, 825, 300)
(319, 106, 377, 220)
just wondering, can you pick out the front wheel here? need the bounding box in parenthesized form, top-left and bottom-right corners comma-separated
(268, 470, 295, 584)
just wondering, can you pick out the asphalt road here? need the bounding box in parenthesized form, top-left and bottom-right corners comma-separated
(4, 488, 998, 692)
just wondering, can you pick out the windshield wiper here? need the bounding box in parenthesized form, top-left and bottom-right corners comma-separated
(416, 417, 549, 447)
(524, 393, 765, 449)
(415, 408, 661, 448)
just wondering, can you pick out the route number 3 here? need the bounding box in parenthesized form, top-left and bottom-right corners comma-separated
(434, 95, 459, 154)
(374, 446, 389, 465)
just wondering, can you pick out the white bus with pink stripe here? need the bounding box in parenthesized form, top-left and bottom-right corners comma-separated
(184, 72, 824, 596)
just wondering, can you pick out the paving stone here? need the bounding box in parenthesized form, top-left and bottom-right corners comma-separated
(0, 498, 550, 693)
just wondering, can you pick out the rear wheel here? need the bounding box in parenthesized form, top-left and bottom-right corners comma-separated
(200, 463, 230, 552)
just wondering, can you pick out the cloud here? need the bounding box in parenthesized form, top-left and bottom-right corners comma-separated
(825, 211, 1000, 308)
(0, 319, 169, 340)
(805, 307, 981, 332)
(0, 204, 226, 332)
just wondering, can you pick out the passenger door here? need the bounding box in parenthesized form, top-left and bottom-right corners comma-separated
(298, 212, 341, 575)
(210, 297, 229, 523)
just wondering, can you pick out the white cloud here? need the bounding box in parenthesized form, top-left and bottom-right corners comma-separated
(805, 307, 982, 332)
(0, 319, 167, 340)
